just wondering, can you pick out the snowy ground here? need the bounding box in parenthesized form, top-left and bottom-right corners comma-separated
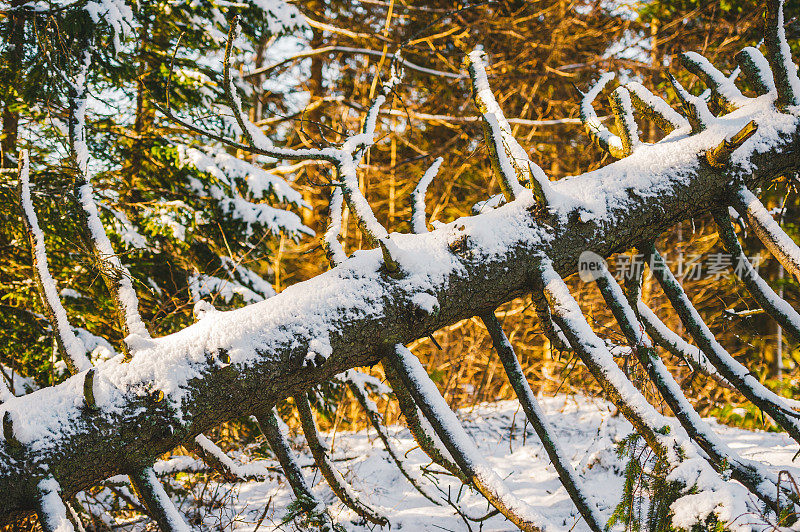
(186, 396, 800, 531)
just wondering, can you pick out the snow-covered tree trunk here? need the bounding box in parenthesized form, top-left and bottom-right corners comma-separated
(3, 1, 800, 529)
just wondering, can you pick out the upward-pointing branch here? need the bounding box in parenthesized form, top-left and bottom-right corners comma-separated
(411, 158, 443, 234)
(667, 74, 715, 133)
(68, 63, 150, 354)
(609, 87, 640, 156)
(467, 47, 531, 190)
(324, 166, 466, 489)
(765, 0, 800, 108)
(736, 47, 776, 95)
(679, 51, 747, 112)
(626, 82, 689, 135)
(64, 64, 193, 531)
(18, 151, 91, 375)
(580, 73, 626, 158)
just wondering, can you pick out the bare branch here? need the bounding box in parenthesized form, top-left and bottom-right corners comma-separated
(189, 434, 263, 482)
(529, 286, 570, 352)
(713, 208, 800, 341)
(345, 373, 441, 505)
(479, 312, 604, 532)
(322, 185, 348, 267)
(255, 408, 338, 528)
(467, 48, 531, 192)
(539, 261, 753, 526)
(626, 82, 689, 135)
(382, 360, 466, 481)
(635, 302, 732, 389)
(411, 158, 443, 234)
(609, 87, 640, 156)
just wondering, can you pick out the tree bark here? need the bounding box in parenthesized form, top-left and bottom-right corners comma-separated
(0, 117, 798, 523)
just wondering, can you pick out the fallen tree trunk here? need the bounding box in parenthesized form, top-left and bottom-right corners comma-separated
(1, 91, 799, 523)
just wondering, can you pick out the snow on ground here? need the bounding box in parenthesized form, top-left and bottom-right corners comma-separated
(195, 396, 800, 531)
